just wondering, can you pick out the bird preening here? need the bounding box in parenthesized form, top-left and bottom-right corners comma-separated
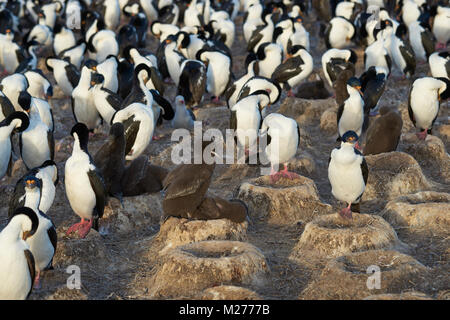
(0, 0, 449, 301)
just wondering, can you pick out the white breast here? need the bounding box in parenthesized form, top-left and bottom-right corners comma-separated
(26, 214, 54, 272)
(65, 153, 97, 220)
(0, 239, 32, 300)
(328, 147, 365, 204)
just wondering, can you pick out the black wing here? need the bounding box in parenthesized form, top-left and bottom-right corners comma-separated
(247, 25, 265, 52)
(65, 64, 80, 88)
(8, 176, 28, 218)
(223, 83, 236, 105)
(446, 59, 450, 78)
(151, 90, 174, 120)
(421, 29, 435, 58)
(103, 88, 123, 112)
(0, 95, 15, 118)
(87, 168, 107, 229)
(45, 223, 57, 270)
(399, 42, 416, 76)
(407, 85, 416, 126)
(149, 66, 165, 95)
(122, 116, 140, 156)
(24, 249, 35, 299)
(337, 103, 344, 129)
(47, 129, 54, 161)
(363, 75, 386, 113)
(230, 109, 237, 131)
(271, 56, 303, 84)
(361, 156, 369, 185)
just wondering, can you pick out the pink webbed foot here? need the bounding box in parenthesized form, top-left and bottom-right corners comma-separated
(66, 219, 86, 236)
(416, 130, 427, 140)
(33, 271, 41, 289)
(339, 204, 353, 219)
(269, 171, 282, 184)
(279, 164, 300, 179)
(211, 96, 222, 105)
(287, 90, 295, 97)
(354, 141, 363, 152)
(77, 219, 93, 239)
(435, 42, 446, 51)
(152, 135, 162, 141)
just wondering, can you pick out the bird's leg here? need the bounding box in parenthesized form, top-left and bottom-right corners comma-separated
(66, 218, 87, 235)
(77, 219, 93, 239)
(287, 89, 295, 97)
(164, 78, 174, 84)
(269, 164, 282, 183)
(152, 135, 162, 141)
(34, 271, 42, 289)
(435, 42, 446, 51)
(339, 203, 353, 219)
(416, 129, 427, 140)
(280, 163, 300, 179)
(211, 96, 221, 104)
(33, 270, 41, 289)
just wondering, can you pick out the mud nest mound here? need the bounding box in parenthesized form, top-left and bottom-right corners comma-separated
(54, 230, 112, 268)
(291, 213, 401, 260)
(156, 217, 248, 253)
(279, 97, 336, 125)
(364, 291, 432, 300)
(320, 107, 338, 135)
(237, 175, 332, 225)
(198, 285, 262, 300)
(362, 152, 431, 201)
(301, 250, 430, 299)
(381, 191, 450, 234)
(400, 134, 450, 183)
(100, 194, 163, 235)
(148, 240, 270, 298)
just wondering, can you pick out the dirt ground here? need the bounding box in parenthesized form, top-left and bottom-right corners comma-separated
(0, 10, 448, 300)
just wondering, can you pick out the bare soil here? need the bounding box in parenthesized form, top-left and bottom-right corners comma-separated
(0, 10, 448, 300)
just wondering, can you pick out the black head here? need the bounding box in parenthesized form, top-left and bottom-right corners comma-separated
(176, 31, 190, 49)
(109, 122, 124, 139)
(437, 77, 450, 100)
(250, 89, 271, 100)
(45, 56, 56, 72)
(53, 22, 63, 34)
(288, 44, 306, 56)
(46, 85, 53, 98)
(2, 111, 29, 132)
(26, 39, 40, 49)
(342, 130, 359, 144)
(18, 91, 32, 112)
(395, 23, 408, 38)
(122, 45, 136, 63)
(23, 175, 42, 190)
(8, 207, 39, 240)
(348, 49, 357, 64)
(90, 73, 105, 87)
(245, 52, 257, 68)
(39, 159, 57, 169)
(134, 63, 152, 82)
(71, 122, 90, 150)
(84, 59, 98, 71)
(347, 77, 362, 89)
(39, 159, 59, 185)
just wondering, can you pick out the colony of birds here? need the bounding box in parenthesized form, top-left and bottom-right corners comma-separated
(0, 0, 449, 300)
